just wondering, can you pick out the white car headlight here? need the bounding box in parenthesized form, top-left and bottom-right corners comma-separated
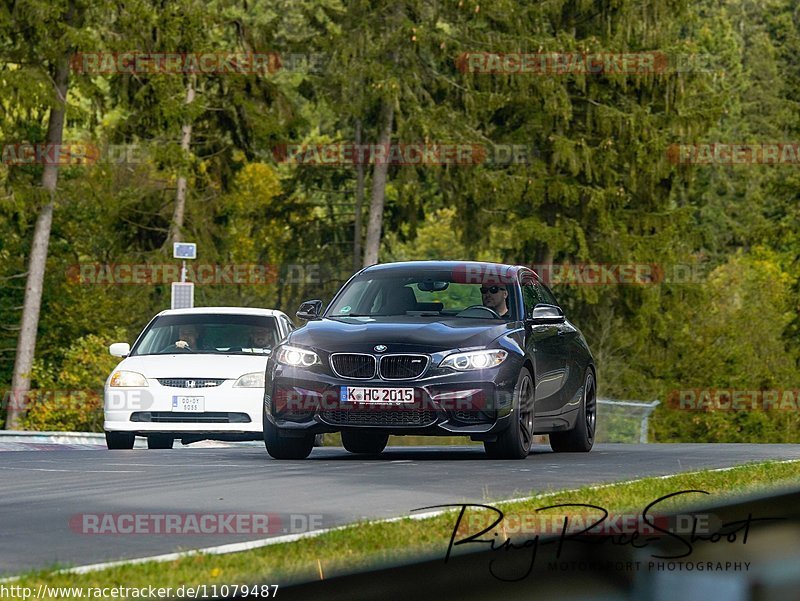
(109, 370, 149, 387)
(440, 349, 508, 371)
(274, 345, 320, 367)
(233, 371, 266, 388)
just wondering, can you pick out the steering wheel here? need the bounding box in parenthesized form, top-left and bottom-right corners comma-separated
(457, 305, 501, 318)
(159, 342, 193, 353)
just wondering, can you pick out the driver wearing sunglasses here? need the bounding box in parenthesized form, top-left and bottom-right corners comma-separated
(480, 284, 510, 318)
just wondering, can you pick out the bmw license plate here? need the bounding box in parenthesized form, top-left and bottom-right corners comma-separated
(340, 387, 414, 404)
(172, 396, 204, 412)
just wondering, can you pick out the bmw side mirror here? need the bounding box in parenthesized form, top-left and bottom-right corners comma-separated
(528, 304, 565, 325)
(296, 299, 323, 321)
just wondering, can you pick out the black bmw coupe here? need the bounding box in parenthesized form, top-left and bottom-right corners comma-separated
(263, 261, 596, 459)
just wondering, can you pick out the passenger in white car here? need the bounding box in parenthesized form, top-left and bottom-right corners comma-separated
(243, 326, 273, 354)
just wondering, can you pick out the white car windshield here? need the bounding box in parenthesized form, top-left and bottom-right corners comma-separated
(131, 314, 280, 356)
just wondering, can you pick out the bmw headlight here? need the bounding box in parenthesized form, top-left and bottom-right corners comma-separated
(440, 349, 508, 371)
(233, 372, 266, 388)
(274, 345, 320, 367)
(109, 370, 149, 387)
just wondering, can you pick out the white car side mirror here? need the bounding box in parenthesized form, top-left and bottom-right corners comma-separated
(109, 342, 130, 357)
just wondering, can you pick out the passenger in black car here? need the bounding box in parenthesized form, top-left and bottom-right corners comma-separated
(480, 285, 509, 317)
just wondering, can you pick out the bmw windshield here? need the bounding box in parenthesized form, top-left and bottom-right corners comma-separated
(325, 269, 518, 320)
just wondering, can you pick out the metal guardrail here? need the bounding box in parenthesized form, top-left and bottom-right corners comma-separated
(263, 484, 800, 601)
(0, 430, 108, 445)
(598, 399, 661, 443)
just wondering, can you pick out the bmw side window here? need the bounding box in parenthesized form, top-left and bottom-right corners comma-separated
(538, 281, 559, 306)
(520, 280, 540, 317)
(534, 281, 563, 314)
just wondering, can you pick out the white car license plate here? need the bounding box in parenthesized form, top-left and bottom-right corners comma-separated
(172, 396, 204, 412)
(340, 387, 414, 404)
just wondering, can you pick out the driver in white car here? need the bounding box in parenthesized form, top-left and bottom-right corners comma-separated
(174, 324, 200, 350)
(480, 284, 510, 317)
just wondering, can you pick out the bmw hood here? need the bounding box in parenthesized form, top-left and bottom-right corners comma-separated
(287, 316, 517, 353)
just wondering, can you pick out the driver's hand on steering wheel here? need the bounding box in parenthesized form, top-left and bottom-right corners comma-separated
(175, 340, 191, 349)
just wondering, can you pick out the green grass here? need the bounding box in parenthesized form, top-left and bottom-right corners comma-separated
(11, 460, 800, 599)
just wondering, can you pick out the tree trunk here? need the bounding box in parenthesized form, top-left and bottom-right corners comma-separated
(168, 77, 195, 246)
(534, 247, 554, 269)
(362, 99, 394, 267)
(353, 119, 365, 271)
(6, 54, 71, 429)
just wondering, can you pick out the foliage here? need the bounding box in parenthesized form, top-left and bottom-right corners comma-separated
(1, 0, 799, 439)
(17, 329, 126, 431)
(653, 406, 800, 443)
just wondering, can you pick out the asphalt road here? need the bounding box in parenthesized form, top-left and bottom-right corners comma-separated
(2, 443, 799, 576)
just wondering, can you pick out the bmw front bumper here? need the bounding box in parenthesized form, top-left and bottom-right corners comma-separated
(264, 358, 523, 439)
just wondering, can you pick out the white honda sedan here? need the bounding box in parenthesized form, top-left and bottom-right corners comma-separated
(103, 307, 295, 449)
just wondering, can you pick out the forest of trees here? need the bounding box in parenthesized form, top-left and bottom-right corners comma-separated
(1, 0, 798, 440)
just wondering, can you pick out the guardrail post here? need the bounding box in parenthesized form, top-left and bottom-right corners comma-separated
(597, 399, 661, 443)
(639, 400, 660, 443)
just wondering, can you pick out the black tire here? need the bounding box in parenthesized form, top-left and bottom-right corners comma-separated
(484, 367, 534, 459)
(263, 418, 314, 459)
(341, 431, 389, 455)
(147, 434, 174, 449)
(549, 369, 596, 453)
(105, 431, 134, 450)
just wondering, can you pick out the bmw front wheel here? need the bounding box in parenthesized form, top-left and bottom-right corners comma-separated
(264, 418, 314, 459)
(484, 367, 534, 460)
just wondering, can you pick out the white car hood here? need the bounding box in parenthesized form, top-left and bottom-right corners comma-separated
(112, 353, 269, 379)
